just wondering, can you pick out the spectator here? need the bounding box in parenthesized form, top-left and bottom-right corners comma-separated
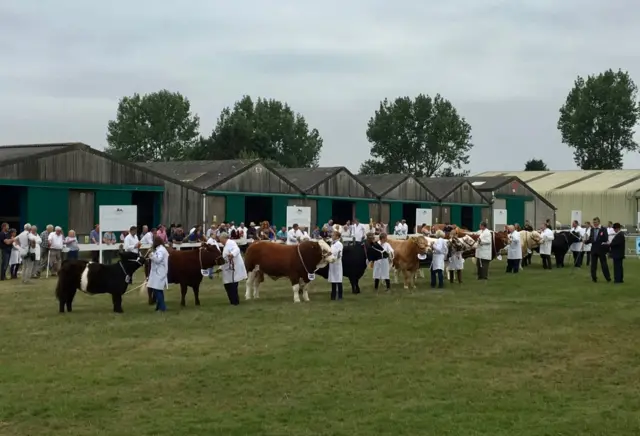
(48, 226, 64, 276)
(64, 230, 79, 260)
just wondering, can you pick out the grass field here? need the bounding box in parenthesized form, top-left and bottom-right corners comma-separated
(1, 256, 639, 436)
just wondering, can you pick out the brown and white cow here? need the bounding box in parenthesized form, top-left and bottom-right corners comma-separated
(244, 240, 336, 303)
(519, 230, 542, 266)
(390, 235, 430, 290)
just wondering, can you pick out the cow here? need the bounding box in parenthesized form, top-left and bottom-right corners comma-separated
(390, 235, 430, 290)
(316, 239, 388, 294)
(155, 243, 226, 307)
(244, 240, 336, 303)
(519, 230, 542, 267)
(388, 238, 424, 284)
(55, 250, 146, 313)
(551, 230, 581, 267)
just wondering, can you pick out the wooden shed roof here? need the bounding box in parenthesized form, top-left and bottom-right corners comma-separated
(356, 174, 408, 196)
(0, 142, 203, 192)
(278, 166, 378, 198)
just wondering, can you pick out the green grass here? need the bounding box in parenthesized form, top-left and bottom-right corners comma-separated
(1, 258, 640, 436)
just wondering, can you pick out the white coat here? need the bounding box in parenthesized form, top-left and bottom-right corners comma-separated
(507, 231, 522, 260)
(328, 240, 343, 283)
(352, 224, 366, 242)
(431, 238, 448, 270)
(570, 226, 584, 252)
(29, 233, 42, 261)
(582, 228, 592, 252)
(607, 227, 615, 243)
(475, 229, 492, 261)
(124, 234, 140, 253)
(373, 241, 394, 279)
(147, 245, 169, 290)
(540, 228, 554, 255)
(286, 229, 302, 245)
(221, 240, 247, 284)
(448, 250, 464, 271)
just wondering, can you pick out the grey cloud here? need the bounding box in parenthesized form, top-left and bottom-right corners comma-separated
(1, 0, 640, 174)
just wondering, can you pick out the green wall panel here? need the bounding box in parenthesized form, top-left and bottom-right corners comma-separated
(473, 207, 483, 230)
(225, 194, 245, 223)
(355, 201, 369, 222)
(316, 198, 332, 227)
(153, 193, 162, 226)
(450, 205, 462, 226)
(389, 202, 403, 225)
(505, 197, 526, 227)
(27, 187, 69, 231)
(272, 196, 289, 228)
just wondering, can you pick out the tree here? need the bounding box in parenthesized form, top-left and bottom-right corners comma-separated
(558, 69, 640, 170)
(191, 96, 322, 168)
(106, 90, 200, 162)
(524, 159, 549, 171)
(436, 167, 470, 177)
(358, 94, 473, 177)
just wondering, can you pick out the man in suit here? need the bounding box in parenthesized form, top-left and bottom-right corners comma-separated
(590, 217, 611, 283)
(608, 222, 625, 284)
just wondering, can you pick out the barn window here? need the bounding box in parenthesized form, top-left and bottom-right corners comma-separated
(68, 190, 95, 236)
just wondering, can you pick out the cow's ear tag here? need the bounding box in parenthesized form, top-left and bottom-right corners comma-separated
(417, 254, 427, 260)
(496, 255, 503, 261)
(527, 249, 532, 254)
(125, 275, 131, 284)
(201, 269, 209, 277)
(307, 273, 315, 281)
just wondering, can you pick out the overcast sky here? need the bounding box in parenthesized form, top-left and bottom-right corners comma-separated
(1, 0, 639, 174)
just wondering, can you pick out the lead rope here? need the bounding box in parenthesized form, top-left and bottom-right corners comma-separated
(296, 244, 322, 276)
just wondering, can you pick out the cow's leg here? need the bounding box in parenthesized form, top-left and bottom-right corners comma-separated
(111, 293, 123, 313)
(193, 283, 202, 306)
(245, 270, 254, 300)
(410, 270, 417, 290)
(66, 290, 76, 312)
(418, 269, 425, 279)
(59, 297, 66, 313)
(402, 270, 410, 290)
(253, 271, 263, 299)
(292, 281, 301, 303)
(350, 277, 360, 294)
(301, 280, 311, 302)
(180, 283, 188, 306)
(393, 268, 399, 284)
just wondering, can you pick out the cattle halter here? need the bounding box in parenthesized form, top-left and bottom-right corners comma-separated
(296, 244, 320, 280)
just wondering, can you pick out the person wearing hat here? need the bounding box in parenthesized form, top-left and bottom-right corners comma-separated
(475, 221, 492, 280)
(148, 236, 170, 312)
(430, 230, 448, 288)
(608, 222, 625, 284)
(218, 232, 246, 305)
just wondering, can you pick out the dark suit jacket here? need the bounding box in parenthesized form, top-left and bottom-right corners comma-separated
(609, 232, 625, 259)
(591, 226, 610, 254)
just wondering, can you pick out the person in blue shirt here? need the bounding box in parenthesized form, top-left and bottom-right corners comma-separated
(189, 225, 204, 242)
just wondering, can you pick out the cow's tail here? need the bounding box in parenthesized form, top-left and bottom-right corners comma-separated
(54, 273, 63, 301)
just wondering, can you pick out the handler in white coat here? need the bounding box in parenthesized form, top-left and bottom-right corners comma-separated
(540, 223, 555, 270)
(219, 232, 247, 306)
(147, 236, 169, 312)
(430, 230, 448, 289)
(373, 233, 394, 292)
(569, 220, 585, 267)
(329, 231, 344, 301)
(286, 224, 303, 245)
(506, 225, 522, 273)
(475, 222, 492, 280)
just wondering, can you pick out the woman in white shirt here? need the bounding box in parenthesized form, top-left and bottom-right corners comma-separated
(64, 230, 79, 260)
(430, 230, 448, 289)
(328, 231, 344, 300)
(9, 229, 20, 279)
(540, 223, 555, 270)
(219, 232, 247, 305)
(373, 233, 394, 292)
(147, 236, 170, 312)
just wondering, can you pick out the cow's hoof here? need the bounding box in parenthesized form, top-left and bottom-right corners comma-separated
(403, 286, 408, 290)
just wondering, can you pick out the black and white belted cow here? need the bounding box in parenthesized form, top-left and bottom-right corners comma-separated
(55, 250, 146, 313)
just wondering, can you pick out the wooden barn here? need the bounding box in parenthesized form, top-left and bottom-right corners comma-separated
(420, 177, 491, 229)
(278, 167, 378, 228)
(140, 160, 304, 227)
(357, 174, 438, 231)
(463, 176, 556, 229)
(0, 143, 203, 236)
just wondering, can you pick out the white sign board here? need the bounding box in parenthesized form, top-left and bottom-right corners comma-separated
(99, 205, 137, 232)
(493, 209, 507, 231)
(415, 208, 433, 232)
(571, 210, 582, 225)
(98, 205, 137, 264)
(286, 206, 311, 229)
(637, 212, 640, 231)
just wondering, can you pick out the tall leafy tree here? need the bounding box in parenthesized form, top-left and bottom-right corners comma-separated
(558, 69, 639, 170)
(191, 96, 322, 168)
(358, 94, 473, 177)
(436, 167, 470, 177)
(524, 159, 549, 171)
(106, 90, 200, 162)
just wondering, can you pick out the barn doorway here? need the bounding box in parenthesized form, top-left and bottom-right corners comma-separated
(132, 191, 157, 231)
(245, 196, 272, 226)
(461, 206, 474, 230)
(332, 200, 353, 224)
(0, 186, 24, 229)
(402, 203, 418, 233)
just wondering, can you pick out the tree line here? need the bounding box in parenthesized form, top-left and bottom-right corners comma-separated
(106, 68, 640, 175)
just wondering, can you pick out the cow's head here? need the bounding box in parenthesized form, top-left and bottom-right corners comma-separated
(527, 230, 542, 244)
(200, 242, 226, 267)
(364, 240, 388, 261)
(119, 250, 146, 266)
(308, 239, 335, 270)
(409, 235, 430, 254)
